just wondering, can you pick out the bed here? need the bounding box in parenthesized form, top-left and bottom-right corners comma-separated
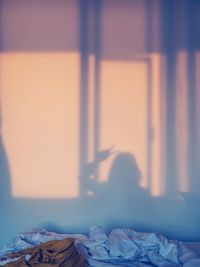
(0, 227, 200, 266)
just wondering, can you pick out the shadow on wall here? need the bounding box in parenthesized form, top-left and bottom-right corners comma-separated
(0, 134, 11, 203)
(1, 147, 200, 244)
(80, 149, 200, 239)
(0, 111, 13, 243)
(0, 0, 200, 245)
(80, 151, 153, 229)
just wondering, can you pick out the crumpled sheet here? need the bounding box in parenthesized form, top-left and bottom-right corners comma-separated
(3, 238, 87, 267)
(0, 229, 86, 266)
(75, 227, 200, 267)
(0, 227, 200, 267)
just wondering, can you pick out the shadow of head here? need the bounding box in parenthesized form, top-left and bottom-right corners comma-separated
(108, 152, 142, 190)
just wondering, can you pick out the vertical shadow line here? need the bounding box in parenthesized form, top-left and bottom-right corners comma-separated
(79, 0, 89, 195)
(93, 0, 102, 180)
(147, 59, 152, 191)
(187, 0, 197, 192)
(145, 0, 153, 191)
(161, 0, 178, 194)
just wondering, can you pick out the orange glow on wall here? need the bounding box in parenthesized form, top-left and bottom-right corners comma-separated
(88, 55, 95, 163)
(175, 51, 189, 192)
(97, 55, 162, 196)
(99, 59, 148, 187)
(150, 54, 162, 196)
(1, 52, 80, 198)
(0, 52, 163, 198)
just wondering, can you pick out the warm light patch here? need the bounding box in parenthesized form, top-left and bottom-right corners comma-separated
(175, 51, 189, 192)
(97, 55, 162, 196)
(99, 59, 148, 187)
(1, 52, 80, 198)
(150, 54, 162, 196)
(88, 55, 95, 163)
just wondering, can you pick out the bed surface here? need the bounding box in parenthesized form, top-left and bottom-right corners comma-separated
(1, 227, 200, 267)
(184, 242, 200, 256)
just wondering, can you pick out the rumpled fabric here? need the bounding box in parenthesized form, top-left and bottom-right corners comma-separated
(1, 227, 200, 267)
(75, 227, 200, 267)
(3, 238, 87, 267)
(0, 229, 87, 265)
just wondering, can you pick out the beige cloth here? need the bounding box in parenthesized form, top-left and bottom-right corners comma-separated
(5, 238, 88, 267)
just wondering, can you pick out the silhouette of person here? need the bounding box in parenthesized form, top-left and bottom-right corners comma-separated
(106, 152, 149, 204)
(108, 153, 141, 189)
(80, 149, 153, 229)
(81, 148, 149, 203)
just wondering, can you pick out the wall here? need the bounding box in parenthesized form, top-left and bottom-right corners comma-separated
(0, 0, 200, 245)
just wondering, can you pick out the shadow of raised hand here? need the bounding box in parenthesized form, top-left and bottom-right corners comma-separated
(95, 145, 117, 162)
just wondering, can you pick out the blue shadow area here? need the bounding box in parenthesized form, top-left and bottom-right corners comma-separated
(0, 0, 200, 245)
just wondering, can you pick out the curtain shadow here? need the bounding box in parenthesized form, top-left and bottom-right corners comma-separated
(0, 126, 11, 203)
(160, 0, 178, 194)
(0, 95, 14, 244)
